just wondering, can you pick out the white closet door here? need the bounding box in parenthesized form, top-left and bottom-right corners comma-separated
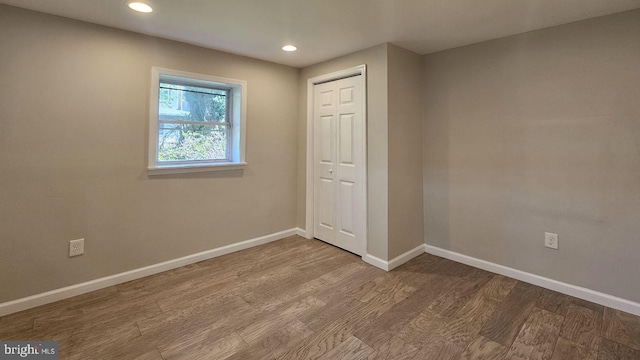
(313, 75, 365, 255)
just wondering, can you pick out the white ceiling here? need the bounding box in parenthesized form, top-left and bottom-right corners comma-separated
(2, 0, 640, 68)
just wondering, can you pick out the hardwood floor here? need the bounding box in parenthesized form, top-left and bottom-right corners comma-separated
(1, 236, 639, 359)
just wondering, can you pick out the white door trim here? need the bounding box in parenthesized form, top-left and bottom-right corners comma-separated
(305, 65, 367, 254)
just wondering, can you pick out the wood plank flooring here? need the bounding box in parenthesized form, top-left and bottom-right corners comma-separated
(1, 236, 639, 359)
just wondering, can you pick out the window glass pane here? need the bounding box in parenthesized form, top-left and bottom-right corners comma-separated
(157, 123, 228, 162)
(158, 83, 227, 123)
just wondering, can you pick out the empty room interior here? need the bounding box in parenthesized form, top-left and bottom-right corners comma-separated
(1, 1, 640, 359)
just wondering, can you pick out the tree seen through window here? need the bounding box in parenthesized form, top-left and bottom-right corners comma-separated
(157, 83, 230, 162)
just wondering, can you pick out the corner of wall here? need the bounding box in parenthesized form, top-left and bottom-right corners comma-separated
(386, 44, 425, 260)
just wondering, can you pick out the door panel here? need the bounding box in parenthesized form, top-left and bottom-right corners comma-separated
(339, 180, 355, 235)
(339, 86, 354, 105)
(320, 89, 334, 107)
(319, 178, 334, 229)
(320, 115, 334, 163)
(339, 114, 354, 165)
(313, 75, 365, 255)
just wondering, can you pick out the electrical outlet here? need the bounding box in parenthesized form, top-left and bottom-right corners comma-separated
(69, 238, 84, 257)
(544, 232, 558, 250)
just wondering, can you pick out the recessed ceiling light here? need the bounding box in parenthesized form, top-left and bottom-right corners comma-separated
(127, 1, 153, 13)
(282, 45, 297, 52)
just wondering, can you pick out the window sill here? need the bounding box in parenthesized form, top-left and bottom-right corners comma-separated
(148, 162, 247, 176)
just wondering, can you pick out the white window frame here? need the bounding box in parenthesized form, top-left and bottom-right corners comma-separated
(148, 67, 247, 175)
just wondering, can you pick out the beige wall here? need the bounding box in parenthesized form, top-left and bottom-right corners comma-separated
(387, 44, 424, 259)
(423, 10, 640, 302)
(298, 44, 390, 259)
(0, 6, 299, 303)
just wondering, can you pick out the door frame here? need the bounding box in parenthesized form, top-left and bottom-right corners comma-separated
(304, 64, 367, 255)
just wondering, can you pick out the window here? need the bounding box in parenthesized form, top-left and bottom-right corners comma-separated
(148, 67, 246, 175)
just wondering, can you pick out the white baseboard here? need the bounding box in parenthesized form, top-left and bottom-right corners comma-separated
(362, 244, 425, 272)
(295, 228, 309, 238)
(389, 244, 426, 271)
(0, 228, 300, 317)
(424, 244, 640, 317)
(362, 253, 389, 271)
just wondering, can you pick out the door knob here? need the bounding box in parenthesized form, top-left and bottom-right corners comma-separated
(329, 169, 333, 174)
